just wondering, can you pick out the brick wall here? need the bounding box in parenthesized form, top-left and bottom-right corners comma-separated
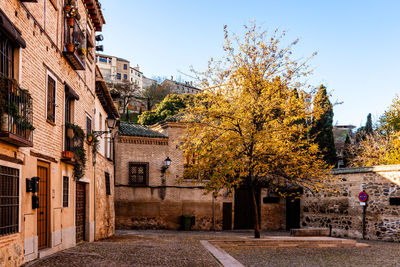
(115, 122, 232, 230)
(0, 0, 112, 263)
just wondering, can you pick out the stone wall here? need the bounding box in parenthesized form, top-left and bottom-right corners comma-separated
(0, 234, 23, 267)
(302, 165, 400, 241)
(94, 153, 115, 240)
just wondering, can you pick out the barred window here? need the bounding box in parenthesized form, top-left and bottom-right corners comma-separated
(105, 172, 111, 195)
(86, 116, 92, 134)
(128, 162, 148, 186)
(63, 176, 69, 207)
(0, 32, 14, 78)
(0, 166, 19, 237)
(47, 74, 56, 122)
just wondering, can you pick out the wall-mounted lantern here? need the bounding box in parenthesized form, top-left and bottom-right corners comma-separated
(161, 157, 172, 173)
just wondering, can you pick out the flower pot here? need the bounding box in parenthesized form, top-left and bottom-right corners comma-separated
(25, 129, 31, 140)
(67, 127, 75, 138)
(67, 17, 74, 27)
(1, 114, 9, 132)
(66, 44, 74, 52)
(62, 151, 75, 159)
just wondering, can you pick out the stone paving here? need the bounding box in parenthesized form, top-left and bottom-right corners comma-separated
(225, 239, 400, 267)
(24, 230, 400, 267)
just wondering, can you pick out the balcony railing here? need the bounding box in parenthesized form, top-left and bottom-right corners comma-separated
(0, 76, 34, 147)
(63, 17, 86, 70)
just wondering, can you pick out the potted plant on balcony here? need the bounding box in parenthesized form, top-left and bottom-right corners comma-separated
(77, 47, 86, 59)
(20, 120, 35, 139)
(87, 132, 99, 152)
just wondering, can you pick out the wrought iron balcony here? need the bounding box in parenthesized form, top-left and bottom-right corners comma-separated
(0, 76, 34, 147)
(63, 17, 86, 70)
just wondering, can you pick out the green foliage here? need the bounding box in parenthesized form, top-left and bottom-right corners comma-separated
(310, 85, 337, 166)
(66, 123, 86, 180)
(365, 113, 373, 134)
(138, 94, 195, 125)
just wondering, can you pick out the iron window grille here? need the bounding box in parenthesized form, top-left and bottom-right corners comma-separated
(47, 75, 56, 123)
(0, 166, 19, 237)
(63, 176, 69, 207)
(105, 172, 111, 195)
(86, 116, 92, 134)
(0, 32, 14, 78)
(128, 162, 149, 186)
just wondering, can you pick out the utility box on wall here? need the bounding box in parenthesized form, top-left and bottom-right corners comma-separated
(32, 195, 39, 209)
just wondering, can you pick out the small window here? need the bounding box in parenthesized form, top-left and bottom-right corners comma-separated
(86, 116, 92, 134)
(47, 74, 56, 123)
(116, 73, 121, 80)
(99, 57, 107, 63)
(129, 162, 148, 186)
(390, 197, 400, 205)
(105, 172, 111, 195)
(63, 176, 69, 207)
(124, 74, 127, 80)
(0, 32, 15, 78)
(99, 113, 103, 132)
(0, 166, 19, 237)
(123, 64, 127, 70)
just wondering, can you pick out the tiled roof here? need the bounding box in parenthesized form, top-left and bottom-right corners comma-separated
(119, 122, 167, 138)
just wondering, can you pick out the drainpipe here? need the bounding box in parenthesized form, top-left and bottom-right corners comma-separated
(93, 147, 96, 241)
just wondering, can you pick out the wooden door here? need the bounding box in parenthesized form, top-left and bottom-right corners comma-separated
(75, 182, 86, 242)
(222, 202, 233, 230)
(286, 198, 300, 231)
(37, 163, 49, 250)
(234, 187, 260, 229)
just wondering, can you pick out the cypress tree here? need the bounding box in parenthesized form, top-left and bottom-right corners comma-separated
(310, 85, 337, 166)
(365, 113, 373, 135)
(343, 134, 352, 167)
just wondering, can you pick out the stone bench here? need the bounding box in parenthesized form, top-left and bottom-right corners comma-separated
(290, 228, 330, 237)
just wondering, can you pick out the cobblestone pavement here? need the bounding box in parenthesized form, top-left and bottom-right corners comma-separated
(25, 230, 400, 267)
(25, 230, 274, 267)
(224, 239, 400, 267)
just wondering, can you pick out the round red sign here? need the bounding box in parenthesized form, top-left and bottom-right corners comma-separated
(359, 191, 368, 202)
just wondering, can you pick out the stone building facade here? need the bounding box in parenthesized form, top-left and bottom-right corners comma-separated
(161, 78, 201, 94)
(302, 165, 400, 242)
(115, 121, 230, 230)
(114, 120, 299, 232)
(0, 1, 117, 265)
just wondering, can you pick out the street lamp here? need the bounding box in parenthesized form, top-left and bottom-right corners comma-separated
(106, 114, 117, 130)
(93, 113, 118, 137)
(161, 157, 172, 173)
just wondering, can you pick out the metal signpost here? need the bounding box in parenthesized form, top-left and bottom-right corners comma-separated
(359, 191, 368, 239)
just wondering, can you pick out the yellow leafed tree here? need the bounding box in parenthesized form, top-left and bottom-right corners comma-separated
(182, 23, 331, 238)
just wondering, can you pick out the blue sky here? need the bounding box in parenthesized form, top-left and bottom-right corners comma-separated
(100, 0, 400, 127)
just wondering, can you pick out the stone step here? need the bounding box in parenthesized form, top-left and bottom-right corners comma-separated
(210, 237, 369, 249)
(290, 228, 330, 237)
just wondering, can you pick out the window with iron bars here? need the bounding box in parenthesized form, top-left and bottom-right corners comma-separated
(128, 162, 148, 186)
(47, 75, 56, 123)
(63, 176, 69, 207)
(0, 166, 19, 237)
(105, 172, 111, 195)
(0, 32, 14, 78)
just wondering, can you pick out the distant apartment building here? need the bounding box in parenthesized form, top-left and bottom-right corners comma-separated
(143, 76, 158, 89)
(96, 53, 130, 83)
(130, 65, 143, 90)
(161, 77, 201, 94)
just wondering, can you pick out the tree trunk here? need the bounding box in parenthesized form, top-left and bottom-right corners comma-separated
(147, 98, 151, 111)
(250, 186, 260, 238)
